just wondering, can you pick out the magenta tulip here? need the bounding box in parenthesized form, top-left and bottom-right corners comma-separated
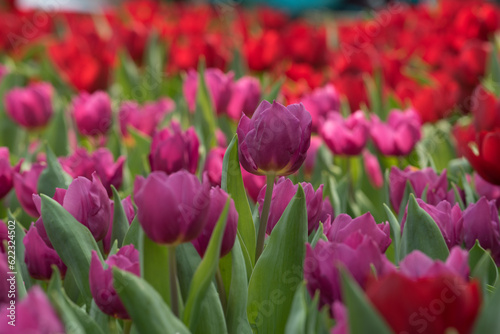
(238, 100, 312, 176)
(23, 223, 67, 280)
(301, 84, 340, 130)
(0, 147, 21, 200)
(32, 188, 67, 248)
(474, 173, 500, 208)
(149, 121, 200, 175)
(320, 110, 370, 156)
(4, 82, 53, 129)
(203, 147, 226, 187)
(71, 91, 112, 136)
(241, 168, 266, 202)
(362, 150, 383, 188)
(89, 245, 140, 319)
(13, 163, 46, 217)
(119, 98, 175, 137)
(103, 196, 135, 254)
(134, 171, 210, 245)
(227, 76, 261, 119)
(192, 187, 238, 258)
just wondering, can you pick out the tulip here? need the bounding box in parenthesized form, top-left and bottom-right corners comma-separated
(474, 173, 500, 208)
(402, 199, 462, 249)
(63, 174, 111, 241)
(192, 187, 238, 258)
(362, 150, 383, 188)
(215, 129, 227, 147)
(304, 235, 394, 310)
(323, 212, 391, 253)
(134, 170, 210, 245)
(318, 198, 334, 225)
(257, 178, 323, 235)
(32, 188, 67, 248)
(23, 223, 67, 280)
(118, 98, 175, 137)
(320, 110, 370, 156)
(71, 91, 112, 136)
(0, 147, 21, 200)
(103, 196, 135, 254)
(13, 163, 46, 217)
(303, 136, 323, 178)
(149, 121, 200, 175)
(89, 245, 140, 319)
(461, 197, 500, 265)
(370, 108, 421, 156)
(227, 76, 261, 119)
(203, 147, 226, 187)
(301, 84, 340, 130)
(183, 68, 234, 115)
(389, 167, 454, 213)
(471, 85, 500, 132)
(4, 82, 53, 129)
(237, 100, 312, 176)
(241, 168, 266, 202)
(0, 286, 65, 333)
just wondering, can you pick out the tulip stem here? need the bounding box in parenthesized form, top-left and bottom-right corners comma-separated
(123, 320, 132, 334)
(215, 268, 227, 311)
(168, 246, 179, 317)
(255, 173, 275, 262)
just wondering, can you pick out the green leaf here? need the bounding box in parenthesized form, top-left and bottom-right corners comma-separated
(113, 268, 190, 334)
(123, 216, 140, 249)
(41, 195, 104, 304)
(183, 199, 230, 329)
(221, 135, 255, 273)
(114, 50, 140, 101)
(7, 210, 33, 292)
(285, 285, 330, 334)
(110, 186, 130, 249)
(309, 223, 324, 248)
(143, 30, 165, 100)
(45, 104, 69, 156)
(469, 241, 498, 293)
(472, 279, 500, 333)
(399, 194, 449, 261)
(383, 204, 400, 264)
(340, 269, 392, 334)
(247, 185, 308, 334)
(194, 59, 218, 150)
(37, 144, 72, 197)
(263, 77, 285, 102)
(126, 127, 151, 177)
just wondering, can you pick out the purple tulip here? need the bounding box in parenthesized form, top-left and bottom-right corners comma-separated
(320, 110, 370, 156)
(23, 223, 67, 280)
(0, 286, 64, 333)
(134, 171, 210, 245)
(89, 245, 140, 319)
(238, 100, 312, 176)
(216, 129, 227, 147)
(402, 199, 463, 249)
(241, 168, 266, 202)
(323, 212, 391, 252)
(301, 84, 340, 131)
(461, 197, 500, 265)
(257, 178, 323, 234)
(32, 188, 67, 249)
(389, 167, 454, 213)
(362, 150, 383, 188)
(103, 196, 135, 254)
(203, 147, 226, 187)
(399, 246, 469, 281)
(227, 76, 261, 120)
(303, 136, 322, 177)
(71, 91, 112, 136)
(63, 173, 111, 241)
(474, 173, 500, 208)
(317, 198, 334, 226)
(183, 68, 234, 115)
(4, 82, 53, 129)
(13, 163, 46, 217)
(370, 108, 421, 156)
(119, 98, 175, 137)
(0, 147, 21, 200)
(192, 187, 238, 258)
(149, 121, 200, 175)
(304, 234, 394, 309)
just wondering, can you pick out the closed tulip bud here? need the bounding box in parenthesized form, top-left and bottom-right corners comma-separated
(241, 168, 266, 202)
(149, 122, 200, 175)
(324, 212, 391, 253)
(23, 223, 67, 280)
(301, 84, 340, 131)
(89, 246, 140, 319)
(32, 188, 67, 248)
(320, 110, 370, 156)
(0, 147, 21, 200)
(71, 91, 112, 136)
(370, 108, 421, 156)
(257, 178, 323, 234)
(13, 163, 46, 217)
(362, 150, 383, 188)
(183, 68, 234, 115)
(4, 82, 54, 129)
(203, 147, 226, 187)
(119, 98, 175, 137)
(63, 173, 111, 241)
(238, 100, 312, 176)
(227, 76, 261, 119)
(0, 286, 64, 333)
(192, 187, 238, 258)
(461, 197, 500, 265)
(134, 171, 210, 245)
